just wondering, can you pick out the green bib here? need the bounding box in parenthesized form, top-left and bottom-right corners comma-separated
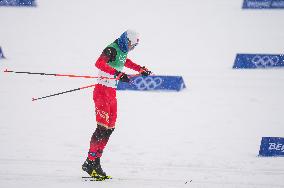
(107, 42, 128, 72)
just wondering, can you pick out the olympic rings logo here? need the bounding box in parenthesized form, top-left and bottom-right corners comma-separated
(251, 55, 279, 68)
(133, 76, 163, 90)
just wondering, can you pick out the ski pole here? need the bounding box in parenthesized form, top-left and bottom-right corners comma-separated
(32, 84, 97, 101)
(31, 74, 141, 101)
(31, 74, 145, 101)
(4, 69, 150, 80)
(4, 68, 149, 101)
(32, 79, 135, 102)
(3, 69, 117, 80)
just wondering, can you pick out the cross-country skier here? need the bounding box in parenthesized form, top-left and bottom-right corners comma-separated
(82, 30, 152, 180)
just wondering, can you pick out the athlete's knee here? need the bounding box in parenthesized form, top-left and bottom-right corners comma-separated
(94, 124, 115, 140)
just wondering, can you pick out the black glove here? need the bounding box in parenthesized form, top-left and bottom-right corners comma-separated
(139, 66, 152, 76)
(115, 71, 130, 83)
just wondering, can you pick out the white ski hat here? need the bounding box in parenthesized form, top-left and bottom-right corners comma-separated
(126, 29, 140, 46)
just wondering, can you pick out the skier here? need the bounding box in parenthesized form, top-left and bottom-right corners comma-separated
(82, 30, 152, 180)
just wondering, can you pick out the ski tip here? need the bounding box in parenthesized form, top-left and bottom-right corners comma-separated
(32, 98, 36, 101)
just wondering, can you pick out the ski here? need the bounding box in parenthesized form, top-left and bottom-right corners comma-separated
(82, 176, 112, 181)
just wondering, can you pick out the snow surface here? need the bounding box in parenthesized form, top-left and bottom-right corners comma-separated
(1, 0, 284, 187)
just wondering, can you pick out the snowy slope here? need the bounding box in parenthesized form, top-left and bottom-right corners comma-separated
(1, 0, 284, 188)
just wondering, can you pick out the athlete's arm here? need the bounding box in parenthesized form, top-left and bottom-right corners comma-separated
(95, 47, 117, 75)
(124, 58, 141, 72)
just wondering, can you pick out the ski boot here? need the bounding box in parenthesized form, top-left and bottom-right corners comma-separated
(82, 158, 111, 181)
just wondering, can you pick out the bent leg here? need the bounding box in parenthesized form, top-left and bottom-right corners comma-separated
(88, 125, 115, 160)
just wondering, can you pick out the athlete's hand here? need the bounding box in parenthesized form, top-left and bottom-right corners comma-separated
(115, 71, 130, 83)
(139, 66, 152, 76)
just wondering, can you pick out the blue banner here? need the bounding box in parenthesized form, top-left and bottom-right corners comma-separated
(233, 54, 284, 69)
(259, 137, 284, 157)
(117, 75, 186, 91)
(0, 47, 5, 59)
(0, 0, 36, 6)
(243, 0, 284, 9)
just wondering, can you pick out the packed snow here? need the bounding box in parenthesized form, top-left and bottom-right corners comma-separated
(0, 0, 284, 187)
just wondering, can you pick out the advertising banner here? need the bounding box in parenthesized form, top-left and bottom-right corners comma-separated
(259, 137, 284, 157)
(233, 54, 284, 69)
(243, 0, 284, 9)
(117, 75, 186, 91)
(0, 0, 36, 6)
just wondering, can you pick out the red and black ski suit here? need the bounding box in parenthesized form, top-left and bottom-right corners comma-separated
(88, 49, 141, 160)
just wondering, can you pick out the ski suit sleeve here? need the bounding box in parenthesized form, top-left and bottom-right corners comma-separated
(95, 48, 117, 75)
(124, 58, 141, 72)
